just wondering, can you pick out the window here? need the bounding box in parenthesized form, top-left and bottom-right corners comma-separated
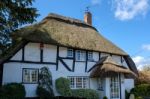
(98, 78, 103, 90)
(88, 52, 93, 61)
(76, 50, 86, 61)
(67, 49, 73, 57)
(68, 76, 88, 89)
(23, 69, 38, 83)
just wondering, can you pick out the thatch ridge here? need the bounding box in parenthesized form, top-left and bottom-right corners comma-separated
(41, 13, 97, 30)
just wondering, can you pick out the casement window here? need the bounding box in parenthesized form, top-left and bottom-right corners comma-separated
(68, 76, 88, 89)
(22, 68, 38, 83)
(76, 50, 86, 61)
(88, 52, 93, 61)
(67, 49, 73, 57)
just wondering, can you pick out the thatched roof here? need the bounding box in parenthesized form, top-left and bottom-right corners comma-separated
(90, 56, 137, 78)
(11, 13, 127, 56)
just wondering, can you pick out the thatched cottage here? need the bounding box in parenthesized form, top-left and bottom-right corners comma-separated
(0, 12, 138, 99)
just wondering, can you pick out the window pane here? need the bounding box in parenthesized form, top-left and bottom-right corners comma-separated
(76, 77, 82, 88)
(67, 49, 73, 57)
(23, 69, 38, 83)
(83, 78, 88, 88)
(23, 69, 30, 83)
(88, 52, 93, 61)
(69, 77, 75, 88)
(31, 70, 38, 83)
(76, 50, 86, 61)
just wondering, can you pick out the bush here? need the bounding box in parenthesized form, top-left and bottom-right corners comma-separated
(131, 84, 150, 98)
(36, 86, 53, 99)
(125, 90, 130, 99)
(55, 77, 72, 96)
(0, 83, 25, 99)
(73, 89, 99, 99)
(103, 96, 108, 99)
(55, 77, 99, 99)
(37, 67, 54, 98)
(72, 89, 99, 99)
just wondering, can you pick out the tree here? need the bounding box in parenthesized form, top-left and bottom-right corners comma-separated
(135, 65, 150, 85)
(0, 0, 38, 46)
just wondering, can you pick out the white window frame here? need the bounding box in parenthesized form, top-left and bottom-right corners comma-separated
(68, 76, 89, 89)
(67, 49, 73, 57)
(88, 51, 93, 61)
(22, 68, 38, 83)
(76, 50, 86, 61)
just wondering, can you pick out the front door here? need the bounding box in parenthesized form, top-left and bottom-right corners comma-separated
(110, 74, 120, 99)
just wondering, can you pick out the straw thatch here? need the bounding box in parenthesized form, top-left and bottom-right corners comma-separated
(11, 13, 127, 56)
(90, 56, 137, 78)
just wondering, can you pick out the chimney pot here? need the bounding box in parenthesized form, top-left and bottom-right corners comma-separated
(84, 12, 92, 25)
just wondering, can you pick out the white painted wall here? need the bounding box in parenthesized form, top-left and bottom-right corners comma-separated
(59, 47, 67, 57)
(10, 49, 22, 61)
(24, 43, 40, 62)
(124, 79, 134, 92)
(43, 44, 57, 62)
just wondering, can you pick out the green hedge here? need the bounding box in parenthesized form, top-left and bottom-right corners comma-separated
(72, 89, 99, 99)
(0, 83, 25, 99)
(55, 77, 72, 96)
(131, 84, 150, 98)
(55, 77, 99, 99)
(36, 86, 53, 99)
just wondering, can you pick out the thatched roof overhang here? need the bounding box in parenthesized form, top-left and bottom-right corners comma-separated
(90, 56, 137, 78)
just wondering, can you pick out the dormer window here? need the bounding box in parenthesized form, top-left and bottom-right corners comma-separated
(67, 49, 73, 57)
(88, 52, 93, 61)
(76, 50, 86, 61)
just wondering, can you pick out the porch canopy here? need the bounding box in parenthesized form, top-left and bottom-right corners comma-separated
(90, 56, 137, 78)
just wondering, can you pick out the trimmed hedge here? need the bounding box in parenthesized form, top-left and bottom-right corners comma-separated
(55, 77, 99, 99)
(131, 84, 150, 98)
(103, 96, 108, 99)
(0, 83, 25, 99)
(72, 89, 99, 99)
(55, 77, 72, 96)
(36, 86, 53, 99)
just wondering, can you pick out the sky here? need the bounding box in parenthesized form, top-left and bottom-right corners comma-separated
(32, 0, 150, 69)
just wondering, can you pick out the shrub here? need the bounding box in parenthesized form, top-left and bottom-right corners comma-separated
(103, 96, 108, 99)
(135, 96, 144, 99)
(125, 90, 130, 99)
(72, 89, 99, 99)
(37, 67, 54, 98)
(55, 77, 99, 99)
(131, 84, 150, 98)
(36, 86, 53, 99)
(0, 83, 25, 99)
(55, 77, 72, 96)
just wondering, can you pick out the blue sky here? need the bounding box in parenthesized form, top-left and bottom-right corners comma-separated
(33, 0, 150, 69)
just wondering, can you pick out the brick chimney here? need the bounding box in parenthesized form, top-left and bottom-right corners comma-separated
(84, 11, 92, 25)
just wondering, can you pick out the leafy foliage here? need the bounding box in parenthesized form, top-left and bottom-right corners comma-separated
(36, 86, 52, 99)
(131, 84, 150, 98)
(135, 71, 150, 85)
(37, 67, 54, 98)
(103, 96, 108, 99)
(0, 83, 25, 99)
(55, 77, 72, 96)
(72, 89, 99, 99)
(55, 77, 99, 99)
(125, 90, 130, 99)
(0, 0, 38, 45)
